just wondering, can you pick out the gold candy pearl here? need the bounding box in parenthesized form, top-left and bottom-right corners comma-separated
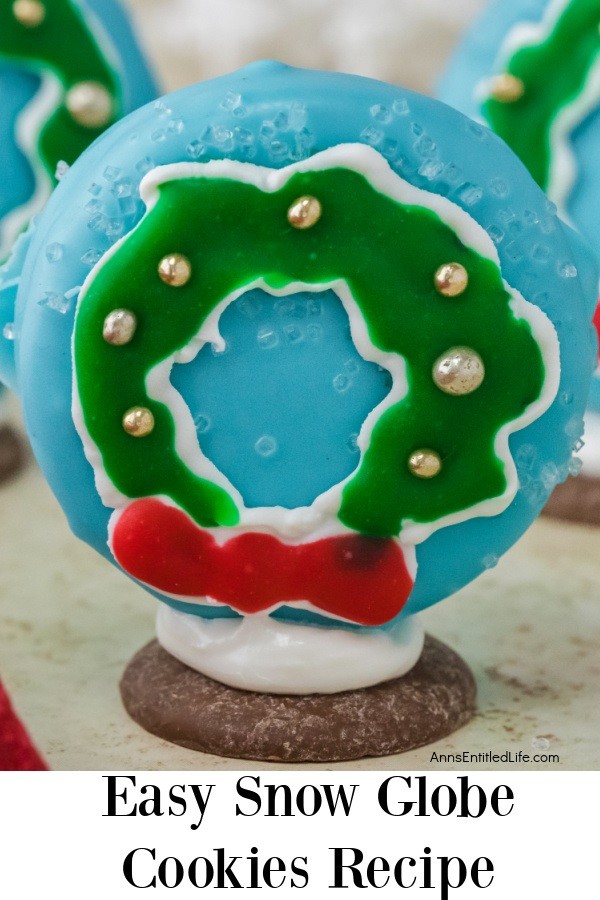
(490, 74, 525, 104)
(408, 449, 442, 479)
(103, 309, 137, 346)
(287, 196, 322, 229)
(123, 407, 154, 437)
(434, 262, 469, 297)
(433, 347, 485, 396)
(66, 81, 113, 128)
(12, 0, 46, 27)
(158, 253, 192, 287)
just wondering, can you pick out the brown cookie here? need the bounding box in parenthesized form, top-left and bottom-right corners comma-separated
(0, 425, 26, 485)
(543, 475, 600, 526)
(120, 636, 476, 763)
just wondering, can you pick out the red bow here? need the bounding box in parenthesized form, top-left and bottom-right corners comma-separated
(112, 498, 414, 627)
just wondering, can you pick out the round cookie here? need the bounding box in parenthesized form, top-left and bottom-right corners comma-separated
(120, 637, 476, 763)
(439, 0, 600, 523)
(0, 63, 596, 756)
(0, 0, 158, 481)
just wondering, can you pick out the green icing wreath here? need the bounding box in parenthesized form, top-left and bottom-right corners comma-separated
(482, 0, 600, 193)
(73, 162, 546, 538)
(0, 0, 121, 186)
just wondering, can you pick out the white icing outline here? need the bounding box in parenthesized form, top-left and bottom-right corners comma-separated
(550, 57, 600, 222)
(73, 144, 560, 600)
(403, 287, 560, 543)
(144, 277, 407, 540)
(476, 0, 600, 223)
(0, 74, 60, 259)
(580, 406, 600, 476)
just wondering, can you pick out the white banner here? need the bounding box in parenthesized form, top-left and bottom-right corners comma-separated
(0, 771, 593, 895)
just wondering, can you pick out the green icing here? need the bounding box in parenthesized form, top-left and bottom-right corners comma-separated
(73, 167, 545, 536)
(482, 0, 600, 192)
(0, 0, 122, 183)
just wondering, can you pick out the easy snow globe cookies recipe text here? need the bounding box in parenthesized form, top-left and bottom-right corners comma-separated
(0, 62, 596, 761)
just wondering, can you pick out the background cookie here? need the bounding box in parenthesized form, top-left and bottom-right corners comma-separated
(0, 0, 157, 259)
(440, 0, 600, 521)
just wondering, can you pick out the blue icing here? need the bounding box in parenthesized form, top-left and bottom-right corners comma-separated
(589, 370, 600, 409)
(1, 62, 596, 627)
(439, 0, 600, 413)
(171, 288, 392, 509)
(570, 105, 600, 263)
(568, 108, 600, 414)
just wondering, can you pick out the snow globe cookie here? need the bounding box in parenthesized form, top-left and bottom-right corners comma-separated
(0, 0, 157, 481)
(0, 62, 596, 761)
(440, 0, 600, 524)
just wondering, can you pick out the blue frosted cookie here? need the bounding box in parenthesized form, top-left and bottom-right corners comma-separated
(0, 63, 596, 691)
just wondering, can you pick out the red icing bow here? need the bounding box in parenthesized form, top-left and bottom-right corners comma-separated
(111, 498, 414, 627)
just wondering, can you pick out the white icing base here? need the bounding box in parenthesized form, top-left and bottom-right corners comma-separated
(580, 410, 600, 478)
(156, 605, 425, 694)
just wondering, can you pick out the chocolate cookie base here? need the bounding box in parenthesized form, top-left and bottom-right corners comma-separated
(120, 636, 476, 762)
(543, 475, 600, 526)
(0, 425, 26, 485)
